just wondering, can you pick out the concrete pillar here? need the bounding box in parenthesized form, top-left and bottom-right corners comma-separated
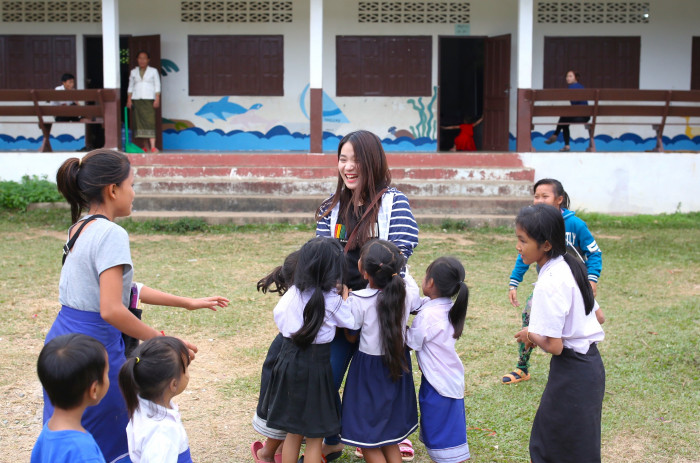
(517, 0, 533, 90)
(102, 0, 120, 89)
(309, 0, 323, 153)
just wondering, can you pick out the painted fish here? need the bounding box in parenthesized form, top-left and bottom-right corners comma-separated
(195, 97, 262, 122)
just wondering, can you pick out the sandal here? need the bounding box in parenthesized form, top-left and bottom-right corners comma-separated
(544, 134, 558, 144)
(354, 447, 364, 459)
(398, 439, 414, 461)
(502, 368, 530, 384)
(559, 146, 570, 152)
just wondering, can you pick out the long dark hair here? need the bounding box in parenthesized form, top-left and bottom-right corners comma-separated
(56, 149, 131, 223)
(425, 257, 469, 339)
(533, 178, 570, 210)
(118, 336, 190, 418)
(257, 249, 300, 296)
(290, 237, 345, 347)
(316, 130, 391, 251)
(516, 204, 595, 314)
(360, 239, 407, 380)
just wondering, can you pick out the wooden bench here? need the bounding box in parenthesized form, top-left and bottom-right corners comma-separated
(0, 89, 120, 152)
(516, 89, 700, 152)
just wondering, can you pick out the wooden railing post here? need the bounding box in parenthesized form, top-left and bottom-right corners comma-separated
(516, 88, 533, 152)
(102, 89, 121, 150)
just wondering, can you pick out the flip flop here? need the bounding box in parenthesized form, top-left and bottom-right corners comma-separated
(502, 368, 531, 384)
(398, 439, 414, 462)
(297, 454, 329, 463)
(354, 447, 364, 459)
(251, 441, 265, 463)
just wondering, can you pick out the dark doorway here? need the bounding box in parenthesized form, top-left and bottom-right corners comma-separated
(438, 37, 484, 151)
(692, 37, 700, 90)
(83, 35, 130, 149)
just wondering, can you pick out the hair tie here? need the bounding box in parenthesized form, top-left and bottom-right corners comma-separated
(392, 273, 398, 277)
(135, 357, 140, 364)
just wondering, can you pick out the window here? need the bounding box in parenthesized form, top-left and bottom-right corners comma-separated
(188, 35, 283, 96)
(543, 37, 640, 89)
(0, 35, 76, 89)
(336, 36, 431, 97)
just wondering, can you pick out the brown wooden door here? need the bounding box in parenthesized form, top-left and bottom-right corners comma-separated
(129, 35, 162, 150)
(483, 34, 511, 151)
(692, 37, 700, 90)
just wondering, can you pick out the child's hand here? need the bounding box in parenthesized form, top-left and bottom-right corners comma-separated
(185, 296, 229, 311)
(509, 287, 520, 307)
(514, 328, 535, 349)
(180, 338, 198, 360)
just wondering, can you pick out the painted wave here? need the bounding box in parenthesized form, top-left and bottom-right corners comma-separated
(0, 134, 85, 151)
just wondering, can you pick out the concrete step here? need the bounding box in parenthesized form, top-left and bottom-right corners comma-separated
(126, 210, 518, 227)
(134, 178, 533, 197)
(132, 165, 534, 181)
(132, 194, 531, 215)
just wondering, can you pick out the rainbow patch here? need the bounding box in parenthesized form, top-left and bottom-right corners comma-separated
(334, 224, 347, 239)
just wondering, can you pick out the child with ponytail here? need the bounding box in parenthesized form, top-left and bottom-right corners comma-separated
(260, 237, 355, 463)
(407, 257, 470, 463)
(119, 336, 193, 463)
(340, 239, 419, 463)
(512, 204, 605, 462)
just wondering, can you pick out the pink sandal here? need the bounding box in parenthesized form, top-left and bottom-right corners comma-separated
(398, 439, 414, 462)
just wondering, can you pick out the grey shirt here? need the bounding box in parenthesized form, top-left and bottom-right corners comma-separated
(59, 217, 133, 312)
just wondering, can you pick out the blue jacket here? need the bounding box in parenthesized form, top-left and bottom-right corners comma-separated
(509, 208, 602, 287)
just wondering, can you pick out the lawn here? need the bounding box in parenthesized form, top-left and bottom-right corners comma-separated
(0, 210, 697, 462)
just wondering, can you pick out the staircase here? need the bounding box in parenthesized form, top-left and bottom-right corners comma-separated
(127, 152, 534, 227)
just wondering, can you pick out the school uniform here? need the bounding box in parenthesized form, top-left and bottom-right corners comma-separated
(31, 424, 106, 463)
(261, 286, 355, 438)
(44, 216, 133, 463)
(127, 396, 192, 463)
(252, 333, 287, 440)
(407, 297, 470, 463)
(527, 256, 605, 463)
(339, 274, 420, 448)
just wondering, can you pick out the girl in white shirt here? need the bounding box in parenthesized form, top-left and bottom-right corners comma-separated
(407, 257, 470, 463)
(261, 237, 355, 463)
(513, 204, 605, 463)
(340, 239, 419, 463)
(118, 336, 193, 463)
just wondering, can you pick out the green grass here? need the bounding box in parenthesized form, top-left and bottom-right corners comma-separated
(0, 213, 698, 462)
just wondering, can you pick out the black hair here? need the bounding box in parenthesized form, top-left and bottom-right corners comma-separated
(60, 73, 75, 83)
(257, 249, 300, 296)
(316, 130, 391, 251)
(516, 204, 595, 314)
(56, 149, 131, 224)
(533, 178, 570, 210)
(359, 239, 408, 381)
(290, 237, 345, 348)
(425, 257, 469, 339)
(136, 50, 150, 59)
(566, 69, 582, 83)
(37, 333, 107, 410)
(118, 336, 190, 419)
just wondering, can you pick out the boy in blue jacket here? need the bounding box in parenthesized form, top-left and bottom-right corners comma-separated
(503, 178, 603, 384)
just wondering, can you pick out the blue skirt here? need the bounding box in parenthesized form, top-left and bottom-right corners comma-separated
(418, 376, 470, 463)
(43, 306, 131, 463)
(340, 350, 418, 448)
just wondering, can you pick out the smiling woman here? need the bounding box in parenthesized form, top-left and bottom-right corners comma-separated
(314, 129, 419, 456)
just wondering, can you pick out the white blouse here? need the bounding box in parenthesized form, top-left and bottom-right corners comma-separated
(273, 286, 354, 344)
(127, 66, 161, 100)
(528, 256, 604, 354)
(407, 297, 465, 399)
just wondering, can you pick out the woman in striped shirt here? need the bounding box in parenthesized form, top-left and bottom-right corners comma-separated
(315, 129, 419, 460)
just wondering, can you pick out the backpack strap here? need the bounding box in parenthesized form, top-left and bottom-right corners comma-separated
(344, 187, 388, 254)
(62, 214, 110, 266)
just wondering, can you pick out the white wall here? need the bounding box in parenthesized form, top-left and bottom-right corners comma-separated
(519, 152, 700, 214)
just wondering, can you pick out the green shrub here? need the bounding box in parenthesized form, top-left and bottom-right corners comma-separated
(0, 175, 63, 211)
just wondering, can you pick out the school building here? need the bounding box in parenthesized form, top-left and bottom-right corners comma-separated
(1, 0, 699, 214)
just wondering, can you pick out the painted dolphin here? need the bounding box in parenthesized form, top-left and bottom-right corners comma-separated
(195, 97, 263, 123)
(299, 84, 349, 123)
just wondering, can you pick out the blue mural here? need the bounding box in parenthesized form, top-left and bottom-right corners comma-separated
(299, 84, 349, 123)
(160, 59, 180, 77)
(195, 97, 263, 123)
(160, 126, 436, 152)
(530, 131, 700, 152)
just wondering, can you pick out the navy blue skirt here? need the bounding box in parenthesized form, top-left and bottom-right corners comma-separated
(43, 306, 131, 463)
(419, 376, 470, 463)
(530, 344, 605, 463)
(262, 338, 340, 438)
(253, 333, 287, 440)
(340, 350, 418, 448)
